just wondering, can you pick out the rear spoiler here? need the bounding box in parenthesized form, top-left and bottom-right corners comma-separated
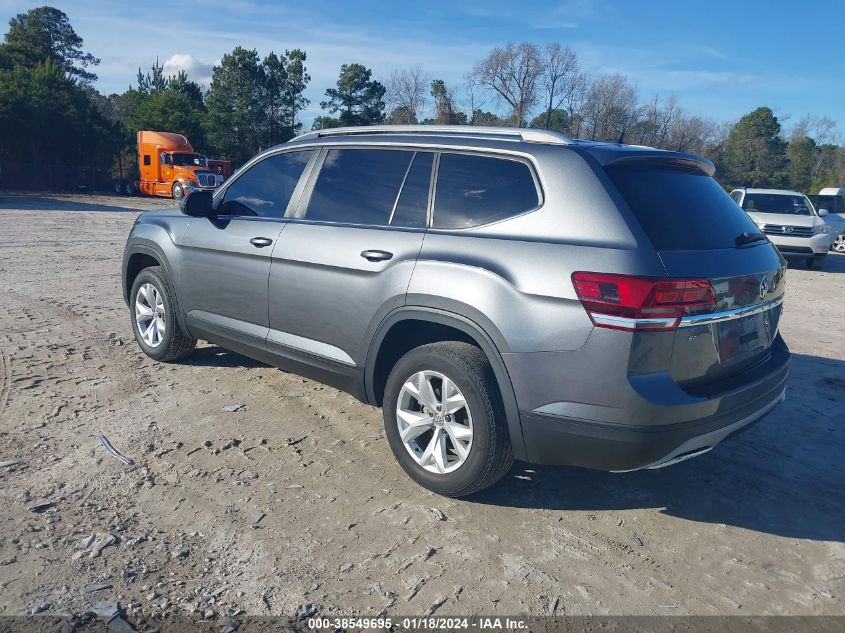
(582, 145, 716, 177)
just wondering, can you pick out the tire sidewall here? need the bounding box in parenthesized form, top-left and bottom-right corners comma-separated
(130, 269, 179, 361)
(383, 348, 495, 496)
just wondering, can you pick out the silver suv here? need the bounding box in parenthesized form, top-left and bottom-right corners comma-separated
(122, 125, 790, 497)
(730, 187, 833, 269)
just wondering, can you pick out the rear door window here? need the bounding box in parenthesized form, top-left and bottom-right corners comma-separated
(219, 150, 314, 218)
(816, 195, 844, 214)
(433, 153, 539, 229)
(606, 163, 762, 250)
(306, 149, 416, 226)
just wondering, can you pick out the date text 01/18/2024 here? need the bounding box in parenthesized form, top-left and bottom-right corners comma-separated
(307, 617, 528, 630)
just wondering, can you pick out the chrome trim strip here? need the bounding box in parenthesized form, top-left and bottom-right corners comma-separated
(589, 313, 677, 329)
(266, 328, 356, 367)
(678, 296, 784, 328)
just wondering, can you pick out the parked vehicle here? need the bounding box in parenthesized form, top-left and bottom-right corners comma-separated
(129, 131, 224, 199)
(122, 125, 789, 497)
(810, 187, 845, 252)
(731, 188, 833, 269)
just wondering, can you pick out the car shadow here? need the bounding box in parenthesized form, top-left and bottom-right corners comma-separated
(182, 345, 268, 369)
(823, 251, 845, 272)
(785, 251, 845, 273)
(0, 194, 168, 213)
(470, 352, 845, 543)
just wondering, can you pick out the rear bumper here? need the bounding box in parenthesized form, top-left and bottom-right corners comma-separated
(520, 381, 786, 471)
(512, 336, 790, 471)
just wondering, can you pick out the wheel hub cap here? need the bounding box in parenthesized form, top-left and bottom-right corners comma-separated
(396, 370, 473, 474)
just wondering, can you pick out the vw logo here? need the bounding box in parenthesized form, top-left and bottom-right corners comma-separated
(759, 275, 770, 299)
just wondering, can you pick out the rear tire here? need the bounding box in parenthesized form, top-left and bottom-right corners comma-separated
(125, 179, 137, 196)
(807, 254, 826, 270)
(383, 342, 513, 497)
(130, 266, 195, 362)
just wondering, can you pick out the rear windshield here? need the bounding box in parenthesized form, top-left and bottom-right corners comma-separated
(741, 193, 814, 216)
(606, 163, 762, 251)
(815, 195, 844, 214)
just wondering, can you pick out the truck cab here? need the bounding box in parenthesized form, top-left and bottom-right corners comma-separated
(136, 130, 222, 199)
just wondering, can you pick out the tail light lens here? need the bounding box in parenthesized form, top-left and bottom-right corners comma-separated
(572, 272, 715, 331)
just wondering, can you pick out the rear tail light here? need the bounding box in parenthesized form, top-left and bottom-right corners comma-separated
(572, 272, 715, 332)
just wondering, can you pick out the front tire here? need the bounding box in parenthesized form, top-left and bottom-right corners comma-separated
(383, 342, 513, 497)
(130, 266, 195, 362)
(833, 234, 845, 253)
(172, 182, 184, 200)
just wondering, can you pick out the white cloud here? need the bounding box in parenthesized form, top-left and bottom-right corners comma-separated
(162, 54, 216, 85)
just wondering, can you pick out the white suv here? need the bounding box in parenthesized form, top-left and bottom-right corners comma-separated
(731, 188, 832, 270)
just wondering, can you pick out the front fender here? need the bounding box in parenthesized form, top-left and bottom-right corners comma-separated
(122, 214, 191, 334)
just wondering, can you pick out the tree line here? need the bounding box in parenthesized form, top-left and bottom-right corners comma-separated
(1, 6, 843, 193)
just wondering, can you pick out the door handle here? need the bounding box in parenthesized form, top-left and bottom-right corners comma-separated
(250, 237, 273, 248)
(360, 249, 393, 262)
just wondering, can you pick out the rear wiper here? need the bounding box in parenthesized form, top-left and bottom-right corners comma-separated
(735, 231, 767, 247)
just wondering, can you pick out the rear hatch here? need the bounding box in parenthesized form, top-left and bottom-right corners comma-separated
(600, 154, 786, 388)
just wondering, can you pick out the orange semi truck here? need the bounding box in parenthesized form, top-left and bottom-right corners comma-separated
(128, 131, 228, 199)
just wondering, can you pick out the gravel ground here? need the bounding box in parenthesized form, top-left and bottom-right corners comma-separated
(0, 194, 843, 624)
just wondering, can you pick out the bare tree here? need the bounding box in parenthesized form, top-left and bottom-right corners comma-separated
(629, 95, 680, 147)
(469, 42, 543, 126)
(561, 70, 589, 136)
(464, 76, 487, 125)
(539, 43, 580, 131)
(667, 114, 719, 154)
(385, 65, 429, 124)
(581, 73, 640, 141)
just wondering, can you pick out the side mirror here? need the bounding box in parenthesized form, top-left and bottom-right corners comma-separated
(179, 190, 214, 217)
(818, 208, 829, 217)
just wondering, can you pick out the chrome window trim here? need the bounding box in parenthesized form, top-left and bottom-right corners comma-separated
(678, 296, 784, 328)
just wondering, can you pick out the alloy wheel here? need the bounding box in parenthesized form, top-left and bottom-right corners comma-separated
(834, 234, 845, 253)
(396, 370, 473, 474)
(134, 282, 166, 348)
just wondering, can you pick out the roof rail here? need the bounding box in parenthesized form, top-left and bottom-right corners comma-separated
(292, 125, 574, 146)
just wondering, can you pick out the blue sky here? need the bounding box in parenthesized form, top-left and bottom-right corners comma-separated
(2, 0, 843, 135)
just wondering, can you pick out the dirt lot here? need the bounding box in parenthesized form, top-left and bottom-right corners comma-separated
(0, 193, 844, 624)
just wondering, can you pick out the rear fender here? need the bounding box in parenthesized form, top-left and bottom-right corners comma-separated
(366, 307, 528, 461)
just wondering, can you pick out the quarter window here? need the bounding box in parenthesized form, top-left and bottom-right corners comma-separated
(219, 150, 314, 218)
(306, 149, 416, 226)
(433, 153, 539, 229)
